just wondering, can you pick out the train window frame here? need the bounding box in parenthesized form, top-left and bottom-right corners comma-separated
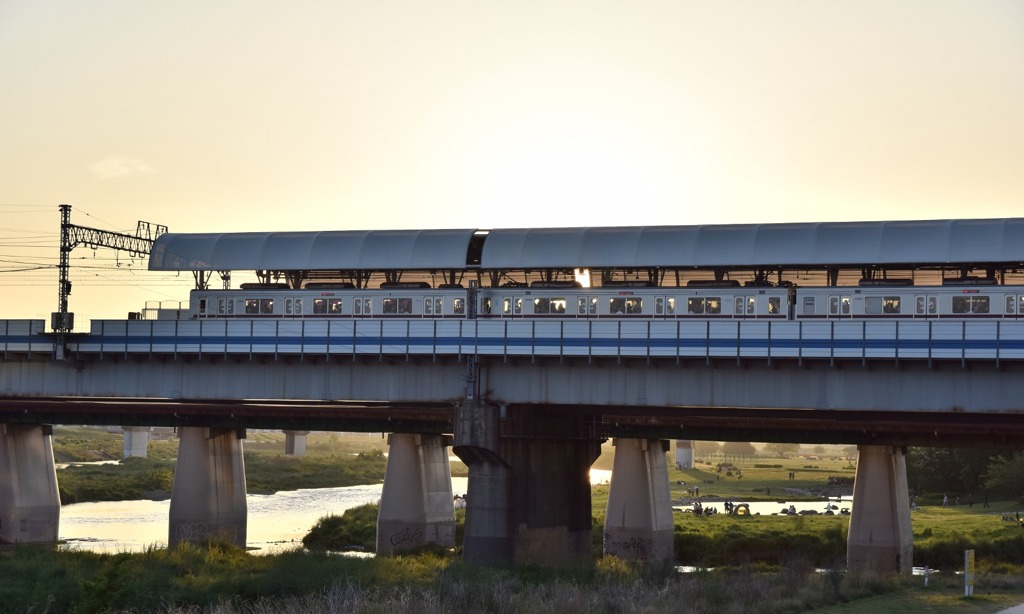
(747, 296, 756, 315)
(453, 298, 465, 315)
(734, 297, 743, 315)
(313, 298, 328, 314)
(1006, 295, 1016, 315)
(829, 295, 839, 316)
(244, 298, 259, 314)
(928, 296, 937, 315)
(686, 297, 704, 314)
(480, 297, 492, 315)
(294, 298, 303, 315)
(769, 296, 781, 315)
(285, 298, 294, 315)
(533, 297, 566, 314)
(704, 297, 720, 315)
(217, 298, 227, 315)
(1019, 295, 1024, 316)
(329, 298, 343, 314)
(259, 298, 274, 314)
(198, 298, 208, 315)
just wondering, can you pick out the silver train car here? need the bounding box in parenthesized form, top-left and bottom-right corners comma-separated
(181, 281, 1024, 322)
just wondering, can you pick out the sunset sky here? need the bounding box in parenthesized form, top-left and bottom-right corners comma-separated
(2, 1, 1023, 325)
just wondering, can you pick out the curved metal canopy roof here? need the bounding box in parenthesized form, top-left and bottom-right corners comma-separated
(149, 218, 1024, 272)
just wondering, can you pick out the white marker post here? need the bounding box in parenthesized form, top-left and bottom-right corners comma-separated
(964, 549, 975, 597)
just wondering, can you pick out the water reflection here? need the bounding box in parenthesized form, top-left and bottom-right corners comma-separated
(61, 478, 472, 554)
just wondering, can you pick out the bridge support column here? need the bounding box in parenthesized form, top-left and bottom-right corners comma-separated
(283, 430, 308, 457)
(847, 444, 913, 574)
(0, 424, 60, 544)
(674, 439, 694, 469)
(604, 438, 674, 562)
(376, 433, 455, 554)
(122, 426, 150, 458)
(454, 401, 601, 565)
(168, 426, 247, 549)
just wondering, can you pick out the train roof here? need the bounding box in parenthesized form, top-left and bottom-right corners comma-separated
(149, 218, 1024, 272)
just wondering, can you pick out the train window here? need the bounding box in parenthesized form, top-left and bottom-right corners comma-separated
(928, 297, 936, 315)
(1019, 296, 1024, 315)
(747, 297, 756, 315)
(686, 298, 704, 314)
(705, 298, 720, 314)
(829, 296, 839, 315)
(1006, 295, 1016, 314)
(285, 298, 294, 315)
(198, 299, 208, 315)
(453, 298, 465, 315)
(656, 297, 675, 315)
(534, 298, 567, 314)
(769, 297, 781, 315)
(295, 298, 303, 314)
(915, 296, 925, 315)
(480, 297, 493, 315)
(329, 299, 343, 314)
(313, 299, 327, 314)
(952, 296, 988, 314)
(218, 298, 226, 315)
(577, 298, 587, 315)
(261, 299, 274, 314)
(611, 297, 643, 314)
(382, 298, 413, 314)
(802, 296, 815, 315)
(865, 296, 901, 314)
(734, 297, 743, 315)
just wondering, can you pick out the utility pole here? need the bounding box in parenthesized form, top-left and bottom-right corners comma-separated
(54, 204, 167, 333)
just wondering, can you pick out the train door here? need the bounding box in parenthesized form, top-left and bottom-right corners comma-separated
(914, 294, 937, 318)
(501, 296, 522, 318)
(354, 297, 372, 318)
(827, 295, 851, 318)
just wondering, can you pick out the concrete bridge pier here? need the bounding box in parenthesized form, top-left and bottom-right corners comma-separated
(454, 401, 601, 565)
(122, 426, 150, 458)
(674, 439, 694, 469)
(168, 426, 247, 549)
(604, 438, 674, 562)
(847, 444, 913, 574)
(376, 433, 456, 554)
(0, 424, 60, 544)
(283, 430, 308, 457)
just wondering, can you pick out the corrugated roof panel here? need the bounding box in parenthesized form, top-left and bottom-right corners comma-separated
(694, 225, 758, 266)
(998, 220, 1024, 262)
(948, 220, 1007, 263)
(876, 220, 953, 264)
(635, 227, 700, 265)
(151, 219, 1024, 272)
(210, 233, 269, 270)
(582, 227, 644, 266)
(751, 224, 819, 265)
(261, 233, 320, 270)
(811, 222, 883, 265)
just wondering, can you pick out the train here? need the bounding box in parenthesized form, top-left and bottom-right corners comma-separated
(176, 280, 1024, 322)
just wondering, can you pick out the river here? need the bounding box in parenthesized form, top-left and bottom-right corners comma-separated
(58, 469, 849, 554)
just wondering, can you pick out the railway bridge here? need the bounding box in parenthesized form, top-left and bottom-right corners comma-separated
(4, 216, 1024, 572)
